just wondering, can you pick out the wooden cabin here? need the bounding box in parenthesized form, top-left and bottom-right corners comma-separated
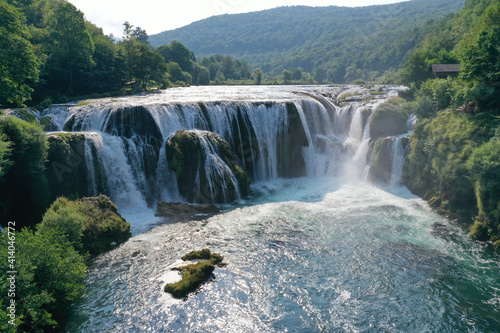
(431, 64, 461, 78)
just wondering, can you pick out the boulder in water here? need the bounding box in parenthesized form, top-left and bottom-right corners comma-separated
(164, 249, 225, 298)
(46, 133, 88, 202)
(156, 202, 220, 220)
(369, 102, 409, 139)
(165, 130, 252, 203)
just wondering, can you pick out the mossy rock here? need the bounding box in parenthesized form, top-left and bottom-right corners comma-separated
(164, 249, 225, 298)
(277, 103, 309, 178)
(470, 219, 490, 241)
(156, 202, 220, 220)
(45, 133, 88, 203)
(369, 102, 409, 139)
(165, 130, 252, 203)
(367, 137, 393, 184)
(39, 195, 131, 256)
(76, 195, 131, 255)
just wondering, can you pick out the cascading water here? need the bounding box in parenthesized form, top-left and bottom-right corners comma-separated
(42, 86, 412, 210)
(52, 87, 499, 333)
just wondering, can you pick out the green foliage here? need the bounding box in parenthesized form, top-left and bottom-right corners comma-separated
(164, 249, 225, 298)
(252, 68, 263, 85)
(156, 40, 195, 73)
(458, 2, 500, 109)
(150, 0, 465, 80)
(369, 102, 410, 139)
(0, 0, 39, 107)
(0, 228, 86, 332)
(0, 116, 48, 228)
(400, 0, 500, 247)
(38, 195, 131, 256)
(200, 54, 251, 82)
(368, 138, 394, 184)
(38, 197, 85, 249)
(0, 133, 12, 180)
(43, 1, 94, 96)
(282, 70, 292, 84)
(466, 139, 500, 229)
(404, 112, 492, 218)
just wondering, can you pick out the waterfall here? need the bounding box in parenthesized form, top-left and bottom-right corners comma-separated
(389, 137, 405, 186)
(83, 132, 147, 211)
(42, 86, 412, 209)
(193, 130, 242, 202)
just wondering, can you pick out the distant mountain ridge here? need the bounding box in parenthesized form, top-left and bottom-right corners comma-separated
(149, 0, 465, 80)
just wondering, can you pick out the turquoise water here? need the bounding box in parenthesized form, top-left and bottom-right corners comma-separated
(67, 178, 500, 332)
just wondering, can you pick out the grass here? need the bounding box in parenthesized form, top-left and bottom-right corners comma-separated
(164, 249, 225, 298)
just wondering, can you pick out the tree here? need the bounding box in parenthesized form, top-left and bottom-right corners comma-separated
(0, 133, 12, 180)
(157, 41, 194, 73)
(43, 1, 94, 95)
(192, 63, 210, 85)
(166, 61, 184, 82)
(458, 3, 500, 108)
(282, 69, 292, 84)
(0, 228, 86, 332)
(132, 26, 149, 44)
(85, 22, 126, 93)
(121, 21, 140, 82)
(460, 3, 500, 86)
(314, 67, 326, 83)
(135, 43, 167, 89)
(290, 67, 303, 81)
(0, 116, 49, 228)
(0, 0, 39, 107)
(252, 68, 263, 85)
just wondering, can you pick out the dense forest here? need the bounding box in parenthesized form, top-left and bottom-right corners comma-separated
(397, 0, 500, 248)
(0, 0, 252, 108)
(1, 0, 499, 331)
(150, 0, 465, 80)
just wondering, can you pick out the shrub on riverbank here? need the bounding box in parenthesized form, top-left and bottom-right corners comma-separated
(0, 228, 86, 333)
(38, 195, 131, 256)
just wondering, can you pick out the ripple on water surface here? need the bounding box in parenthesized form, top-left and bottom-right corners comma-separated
(67, 180, 500, 332)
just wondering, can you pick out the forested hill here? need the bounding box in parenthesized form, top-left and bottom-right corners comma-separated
(149, 0, 464, 80)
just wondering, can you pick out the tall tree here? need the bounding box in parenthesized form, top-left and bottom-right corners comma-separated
(43, 1, 94, 95)
(253, 68, 263, 85)
(0, 0, 39, 107)
(121, 21, 140, 82)
(135, 43, 167, 89)
(157, 41, 194, 73)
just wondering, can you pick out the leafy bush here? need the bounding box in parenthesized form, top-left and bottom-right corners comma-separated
(0, 229, 86, 333)
(38, 195, 131, 256)
(0, 116, 49, 228)
(404, 111, 494, 218)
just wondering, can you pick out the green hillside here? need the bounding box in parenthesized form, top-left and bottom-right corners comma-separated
(150, 0, 465, 80)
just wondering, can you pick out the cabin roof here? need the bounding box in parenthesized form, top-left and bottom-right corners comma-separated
(431, 64, 461, 73)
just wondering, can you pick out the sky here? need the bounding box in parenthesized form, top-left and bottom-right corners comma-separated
(68, 0, 407, 37)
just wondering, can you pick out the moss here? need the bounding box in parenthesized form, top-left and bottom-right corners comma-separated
(367, 137, 393, 183)
(76, 195, 131, 255)
(165, 130, 251, 203)
(10, 108, 38, 123)
(164, 249, 225, 298)
(39, 116, 53, 131)
(45, 133, 88, 203)
(470, 218, 490, 241)
(38, 195, 131, 256)
(369, 102, 409, 139)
